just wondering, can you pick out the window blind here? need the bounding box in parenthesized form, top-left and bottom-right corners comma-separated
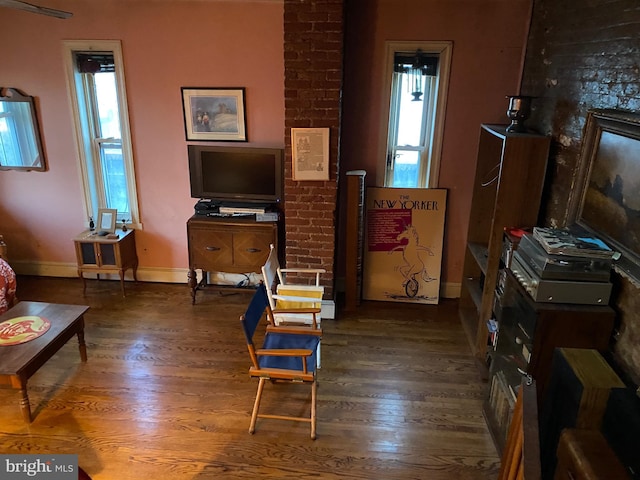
(76, 53, 115, 74)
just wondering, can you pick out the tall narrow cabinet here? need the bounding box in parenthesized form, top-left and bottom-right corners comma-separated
(458, 124, 550, 373)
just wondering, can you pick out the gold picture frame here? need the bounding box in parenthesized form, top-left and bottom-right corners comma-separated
(291, 127, 330, 181)
(97, 208, 117, 234)
(568, 109, 640, 284)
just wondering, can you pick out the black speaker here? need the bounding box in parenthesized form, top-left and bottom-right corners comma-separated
(601, 387, 640, 478)
(539, 348, 625, 479)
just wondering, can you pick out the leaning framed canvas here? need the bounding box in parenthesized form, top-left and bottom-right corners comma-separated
(291, 127, 330, 181)
(97, 208, 117, 234)
(568, 109, 640, 284)
(181, 87, 247, 142)
(362, 187, 447, 304)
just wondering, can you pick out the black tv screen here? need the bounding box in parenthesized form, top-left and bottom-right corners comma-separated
(188, 145, 283, 204)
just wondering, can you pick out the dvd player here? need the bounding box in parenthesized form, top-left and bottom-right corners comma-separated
(219, 206, 266, 215)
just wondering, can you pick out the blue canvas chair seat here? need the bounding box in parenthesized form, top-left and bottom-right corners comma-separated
(259, 333, 319, 372)
(240, 283, 322, 439)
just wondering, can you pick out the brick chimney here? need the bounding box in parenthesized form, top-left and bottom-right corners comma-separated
(283, 0, 344, 300)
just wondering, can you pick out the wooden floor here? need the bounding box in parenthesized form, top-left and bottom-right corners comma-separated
(0, 276, 499, 479)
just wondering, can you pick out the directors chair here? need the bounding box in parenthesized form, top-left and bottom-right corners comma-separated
(261, 244, 324, 366)
(239, 283, 322, 439)
(261, 243, 325, 327)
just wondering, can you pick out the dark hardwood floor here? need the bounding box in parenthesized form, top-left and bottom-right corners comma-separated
(0, 276, 499, 479)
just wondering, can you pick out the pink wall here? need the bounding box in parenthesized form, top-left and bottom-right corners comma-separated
(0, 0, 284, 271)
(341, 0, 533, 285)
(1, 0, 532, 292)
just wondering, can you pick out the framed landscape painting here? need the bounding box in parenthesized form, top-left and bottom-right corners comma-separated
(181, 87, 247, 142)
(569, 109, 640, 284)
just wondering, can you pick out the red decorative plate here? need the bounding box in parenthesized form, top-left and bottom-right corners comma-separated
(0, 316, 51, 346)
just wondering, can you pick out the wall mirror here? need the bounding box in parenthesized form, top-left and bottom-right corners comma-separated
(0, 88, 46, 171)
(568, 109, 640, 285)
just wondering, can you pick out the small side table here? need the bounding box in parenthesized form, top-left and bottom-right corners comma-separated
(74, 229, 138, 296)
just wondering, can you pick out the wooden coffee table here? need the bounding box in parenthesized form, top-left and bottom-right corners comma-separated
(0, 301, 89, 423)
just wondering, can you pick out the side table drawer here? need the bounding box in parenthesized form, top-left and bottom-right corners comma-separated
(233, 229, 273, 270)
(189, 228, 233, 269)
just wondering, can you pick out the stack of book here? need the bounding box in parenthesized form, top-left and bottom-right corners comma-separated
(532, 227, 616, 260)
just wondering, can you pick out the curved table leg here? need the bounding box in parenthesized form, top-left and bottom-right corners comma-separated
(78, 269, 87, 295)
(188, 268, 198, 305)
(118, 269, 126, 297)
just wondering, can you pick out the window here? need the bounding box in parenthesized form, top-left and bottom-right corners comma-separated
(381, 42, 452, 188)
(63, 40, 140, 228)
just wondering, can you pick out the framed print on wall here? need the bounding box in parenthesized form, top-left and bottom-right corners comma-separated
(181, 87, 247, 142)
(291, 127, 330, 181)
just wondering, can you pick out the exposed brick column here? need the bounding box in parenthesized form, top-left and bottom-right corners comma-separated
(283, 0, 344, 299)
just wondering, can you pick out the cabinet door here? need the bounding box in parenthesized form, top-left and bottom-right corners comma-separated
(99, 243, 117, 266)
(189, 227, 233, 270)
(233, 229, 273, 270)
(79, 243, 97, 265)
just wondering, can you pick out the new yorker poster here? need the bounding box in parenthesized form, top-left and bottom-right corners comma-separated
(363, 187, 447, 304)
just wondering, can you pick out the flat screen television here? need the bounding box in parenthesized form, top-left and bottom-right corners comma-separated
(188, 145, 283, 205)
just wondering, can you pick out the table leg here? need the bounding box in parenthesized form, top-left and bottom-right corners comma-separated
(19, 380, 32, 423)
(119, 269, 126, 297)
(77, 320, 87, 362)
(78, 270, 87, 294)
(188, 268, 198, 305)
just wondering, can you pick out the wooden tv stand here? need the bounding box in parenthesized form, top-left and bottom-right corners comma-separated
(187, 215, 278, 304)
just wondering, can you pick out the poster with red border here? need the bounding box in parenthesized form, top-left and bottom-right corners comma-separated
(363, 187, 447, 304)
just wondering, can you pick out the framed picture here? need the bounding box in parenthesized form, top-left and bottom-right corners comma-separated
(97, 208, 117, 234)
(568, 109, 640, 284)
(291, 127, 330, 181)
(181, 87, 247, 142)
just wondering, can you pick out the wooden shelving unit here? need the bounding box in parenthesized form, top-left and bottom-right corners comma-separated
(458, 124, 551, 373)
(485, 272, 616, 454)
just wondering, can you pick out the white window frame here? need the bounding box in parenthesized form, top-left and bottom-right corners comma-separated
(378, 41, 452, 188)
(62, 39, 141, 229)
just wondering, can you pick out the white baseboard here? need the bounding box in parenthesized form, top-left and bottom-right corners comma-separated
(10, 260, 338, 319)
(441, 281, 461, 299)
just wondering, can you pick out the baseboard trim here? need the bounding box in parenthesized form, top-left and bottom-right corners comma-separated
(10, 261, 338, 319)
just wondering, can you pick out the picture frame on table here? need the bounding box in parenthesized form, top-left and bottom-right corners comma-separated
(181, 87, 247, 142)
(291, 127, 330, 181)
(97, 208, 117, 234)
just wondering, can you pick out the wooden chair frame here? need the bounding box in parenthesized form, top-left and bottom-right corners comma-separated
(240, 284, 322, 439)
(498, 377, 541, 480)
